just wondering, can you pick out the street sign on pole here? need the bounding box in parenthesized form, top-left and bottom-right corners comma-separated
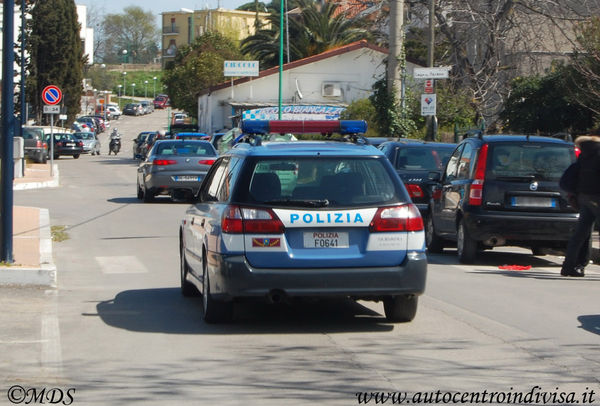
(43, 105, 60, 114)
(421, 94, 437, 116)
(424, 79, 434, 94)
(42, 85, 62, 105)
(414, 67, 451, 79)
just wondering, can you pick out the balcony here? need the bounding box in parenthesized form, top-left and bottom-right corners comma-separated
(162, 26, 180, 35)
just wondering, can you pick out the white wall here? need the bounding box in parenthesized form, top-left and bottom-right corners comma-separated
(198, 46, 420, 134)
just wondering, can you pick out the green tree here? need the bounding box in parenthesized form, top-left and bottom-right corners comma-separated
(102, 7, 159, 64)
(241, 0, 371, 69)
(163, 32, 244, 118)
(500, 63, 594, 134)
(27, 0, 84, 124)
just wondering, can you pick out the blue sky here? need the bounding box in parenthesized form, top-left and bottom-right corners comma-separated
(78, 0, 251, 21)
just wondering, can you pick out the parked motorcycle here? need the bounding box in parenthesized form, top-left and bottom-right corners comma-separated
(109, 129, 121, 155)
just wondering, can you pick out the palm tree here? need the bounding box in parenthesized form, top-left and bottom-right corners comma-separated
(241, 0, 372, 69)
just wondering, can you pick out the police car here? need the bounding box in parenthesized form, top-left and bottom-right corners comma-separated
(179, 120, 427, 323)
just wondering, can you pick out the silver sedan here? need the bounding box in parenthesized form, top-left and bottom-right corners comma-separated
(136, 140, 217, 202)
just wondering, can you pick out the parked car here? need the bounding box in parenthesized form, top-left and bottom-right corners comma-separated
(178, 119, 427, 323)
(173, 132, 210, 140)
(46, 132, 84, 159)
(123, 103, 142, 116)
(140, 100, 154, 114)
(73, 132, 101, 155)
(378, 140, 455, 218)
(137, 140, 218, 202)
(75, 117, 98, 134)
(106, 106, 121, 120)
(153, 96, 169, 109)
(20, 127, 48, 163)
(426, 133, 579, 263)
(172, 113, 188, 125)
(133, 131, 154, 159)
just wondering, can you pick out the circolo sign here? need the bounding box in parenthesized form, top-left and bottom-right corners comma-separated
(42, 85, 62, 105)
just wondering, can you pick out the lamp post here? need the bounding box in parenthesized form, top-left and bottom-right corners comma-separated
(122, 49, 128, 64)
(104, 90, 109, 121)
(144, 80, 148, 99)
(153, 76, 157, 98)
(131, 83, 136, 98)
(122, 72, 127, 98)
(93, 88, 97, 114)
(118, 84, 122, 108)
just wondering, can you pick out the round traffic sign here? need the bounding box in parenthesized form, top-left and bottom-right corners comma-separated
(42, 85, 62, 105)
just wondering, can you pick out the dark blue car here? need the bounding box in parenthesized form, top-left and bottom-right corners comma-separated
(179, 120, 427, 323)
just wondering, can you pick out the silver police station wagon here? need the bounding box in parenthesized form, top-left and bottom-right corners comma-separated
(179, 120, 427, 323)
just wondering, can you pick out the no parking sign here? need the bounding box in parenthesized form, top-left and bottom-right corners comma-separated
(42, 85, 62, 105)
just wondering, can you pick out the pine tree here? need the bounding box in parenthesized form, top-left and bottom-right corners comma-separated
(26, 0, 83, 125)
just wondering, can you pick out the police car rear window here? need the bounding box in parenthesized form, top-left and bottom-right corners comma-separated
(488, 143, 575, 181)
(244, 157, 400, 208)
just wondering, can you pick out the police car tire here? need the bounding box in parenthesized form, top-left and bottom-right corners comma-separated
(202, 252, 233, 324)
(425, 215, 444, 254)
(384, 295, 418, 323)
(180, 243, 198, 297)
(457, 219, 477, 264)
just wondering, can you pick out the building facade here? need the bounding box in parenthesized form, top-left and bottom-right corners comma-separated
(161, 7, 270, 68)
(197, 41, 422, 134)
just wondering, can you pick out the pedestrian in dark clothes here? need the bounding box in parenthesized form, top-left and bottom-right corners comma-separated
(561, 135, 600, 277)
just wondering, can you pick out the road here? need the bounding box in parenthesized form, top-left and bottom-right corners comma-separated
(1, 110, 599, 405)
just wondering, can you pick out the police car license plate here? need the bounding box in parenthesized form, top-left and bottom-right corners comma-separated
(303, 231, 349, 248)
(174, 176, 200, 182)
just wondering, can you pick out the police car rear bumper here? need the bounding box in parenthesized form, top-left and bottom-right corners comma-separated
(206, 251, 427, 301)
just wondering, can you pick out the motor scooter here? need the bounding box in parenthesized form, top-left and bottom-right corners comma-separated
(109, 130, 121, 155)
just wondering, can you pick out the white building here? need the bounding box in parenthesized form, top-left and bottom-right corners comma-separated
(198, 40, 422, 134)
(76, 4, 94, 65)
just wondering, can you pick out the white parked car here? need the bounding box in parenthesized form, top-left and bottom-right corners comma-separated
(107, 106, 122, 120)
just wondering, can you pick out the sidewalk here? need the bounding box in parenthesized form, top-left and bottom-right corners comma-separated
(0, 163, 58, 287)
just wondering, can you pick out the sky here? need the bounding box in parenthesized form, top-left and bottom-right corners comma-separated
(78, 0, 252, 22)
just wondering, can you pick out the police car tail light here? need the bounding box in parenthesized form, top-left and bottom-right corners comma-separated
(406, 184, 424, 199)
(369, 204, 423, 232)
(468, 144, 488, 206)
(241, 207, 285, 234)
(221, 205, 244, 233)
(152, 159, 177, 166)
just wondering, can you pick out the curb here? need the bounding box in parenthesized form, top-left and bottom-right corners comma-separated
(0, 208, 56, 288)
(13, 164, 60, 190)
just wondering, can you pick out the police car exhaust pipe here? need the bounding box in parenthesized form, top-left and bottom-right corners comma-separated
(267, 289, 287, 304)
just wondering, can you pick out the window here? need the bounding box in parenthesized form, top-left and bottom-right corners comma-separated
(457, 143, 474, 179)
(204, 159, 228, 201)
(445, 145, 463, 181)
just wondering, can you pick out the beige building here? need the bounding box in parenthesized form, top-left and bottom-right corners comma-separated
(161, 7, 270, 67)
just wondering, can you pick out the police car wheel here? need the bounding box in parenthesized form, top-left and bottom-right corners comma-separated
(383, 295, 418, 323)
(180, 242, 198, 297)
(202, 251, 233, 324)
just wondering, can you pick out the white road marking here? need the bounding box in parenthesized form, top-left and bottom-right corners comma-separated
(96, 256, 148, 274)
(41, 290, 62, 377)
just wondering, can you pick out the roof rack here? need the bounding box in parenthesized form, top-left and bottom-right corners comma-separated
(239, 120, 368, 144)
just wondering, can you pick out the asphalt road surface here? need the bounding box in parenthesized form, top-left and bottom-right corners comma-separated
(2, 110, 599, 406)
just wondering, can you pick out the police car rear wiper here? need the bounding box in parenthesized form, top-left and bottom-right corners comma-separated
(265, 199, 330, 207)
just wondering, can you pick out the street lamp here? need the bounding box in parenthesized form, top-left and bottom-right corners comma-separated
(118, 84, 122, 106)
(153, 76, 157, 98)
(122, 72, 127, 98)
(144, 80, 148, 99)
(122, 49, 128, 64)
(131, 83, 136, 98)
(93, 88, 97, 114)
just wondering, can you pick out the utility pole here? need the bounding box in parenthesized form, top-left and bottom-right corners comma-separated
(1, 0, 16, 262)
(387, 0, 404, 105)
(425, 0, 437, 141)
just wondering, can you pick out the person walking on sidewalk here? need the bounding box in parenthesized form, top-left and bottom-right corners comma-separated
(560, 134, 600, 277)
